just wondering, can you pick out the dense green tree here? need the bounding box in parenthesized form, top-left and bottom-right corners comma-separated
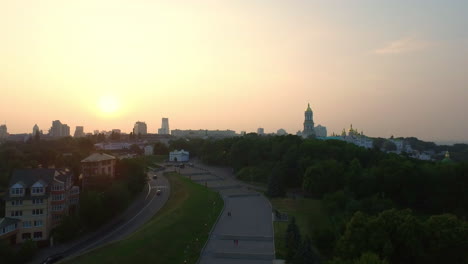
(303, 159, 345, 197)
(286, 217, 302, 261)
(16, 239, 37, 263)
(153, 141, 169, 155)
(292, 236, 319, 264)
(266, 163, 286, 197)
(423, 214, 468, 264)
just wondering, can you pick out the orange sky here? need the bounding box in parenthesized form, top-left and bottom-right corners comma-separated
(1, 1, 467, 142)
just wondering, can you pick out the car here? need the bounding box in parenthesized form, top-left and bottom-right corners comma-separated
(42, 254, 64, 264)
(156, 189, 162, 196)
(152, 175, 157, 180)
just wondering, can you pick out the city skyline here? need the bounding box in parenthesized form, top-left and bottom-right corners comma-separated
(1, 1, 468, 142)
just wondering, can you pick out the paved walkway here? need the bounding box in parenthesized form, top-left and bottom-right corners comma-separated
(180, 163, 275, 264)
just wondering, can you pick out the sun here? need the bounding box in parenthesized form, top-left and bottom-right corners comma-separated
(98, 96, 120, 116)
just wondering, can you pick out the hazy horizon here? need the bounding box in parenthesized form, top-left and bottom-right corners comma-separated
(1, 1, 467, 142)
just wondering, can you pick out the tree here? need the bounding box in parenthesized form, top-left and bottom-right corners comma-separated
(0, 240, 15, 264)
(153, 141, 169, 155)
(16, 239, 37, 263)
(382, 141, 397, 152)
(372, 138, 386, 150)
(292, 236, 319, 264)
(129, 144, 143, 155)
(423, 214, 468, 264)
(266, 163, 286, 197)
(286, 217, 302, 261)
(34, 130, 40, 143)
(302, 159, 345, 197)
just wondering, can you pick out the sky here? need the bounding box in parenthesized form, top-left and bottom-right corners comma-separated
(1, 0, 467, 142)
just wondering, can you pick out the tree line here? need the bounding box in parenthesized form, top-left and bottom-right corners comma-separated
(168, 134, 468, 263)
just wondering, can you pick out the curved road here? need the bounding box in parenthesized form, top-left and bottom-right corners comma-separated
(32, 170, 170, 264)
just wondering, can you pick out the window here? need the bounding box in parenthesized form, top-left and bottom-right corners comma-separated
(11, 200, 23, 206)
(23, 221, 32, 228)
(52, 194, 64, 201)
(10, 188, 24, 196)
(31, 187, 44, 194)
(53, 214, 62, 221)
(33, 220, 43, 227)
(32, 209, 43, 215)
(52, 184, 64, 191)
(1, 225, 16, 235)
(32, 199, 43, 205)
(10, 210, 22, 217)
(52, 205, 63, 212)
(22, 233, 31, 239)
(33, 232, 43, 239)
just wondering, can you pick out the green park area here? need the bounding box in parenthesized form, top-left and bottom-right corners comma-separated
(271, 198, 330, 259)
(66, 172, 223, 264)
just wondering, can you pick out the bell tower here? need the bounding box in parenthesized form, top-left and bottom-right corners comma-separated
(303, 103, 315, 138)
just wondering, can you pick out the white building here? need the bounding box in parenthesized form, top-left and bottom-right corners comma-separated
(257, 128, 265, 135)
(169, 150, 189, 162)
(144, 145, 154, 156)
(277, 129, 287, 136)
(314, 125, 327, 137)
(133, 121, 147, 135)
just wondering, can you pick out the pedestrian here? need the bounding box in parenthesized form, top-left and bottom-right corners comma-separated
(235, 239, 238, 246)
(227, 211, 231, 217)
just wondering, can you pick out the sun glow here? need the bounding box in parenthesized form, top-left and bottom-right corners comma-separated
(98, 96, 120, 116)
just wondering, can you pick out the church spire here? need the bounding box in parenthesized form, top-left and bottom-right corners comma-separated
(306, 103, 312, 112)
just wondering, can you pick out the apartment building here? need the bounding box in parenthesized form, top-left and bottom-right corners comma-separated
(1, 168, 79, 244)
(81, 153, 117, 190)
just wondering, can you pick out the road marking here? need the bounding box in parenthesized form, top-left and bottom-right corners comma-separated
(145, 182, 151, 200)
(151, 185, 168, 189)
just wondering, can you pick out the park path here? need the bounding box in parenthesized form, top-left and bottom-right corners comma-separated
(180, 162, 275, 264)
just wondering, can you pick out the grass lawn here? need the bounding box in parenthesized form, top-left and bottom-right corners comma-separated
(66, 172, 223, 264)
(271, 198, 329, 259)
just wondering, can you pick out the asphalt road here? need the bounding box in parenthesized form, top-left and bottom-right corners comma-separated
(32, 170, 170, 264)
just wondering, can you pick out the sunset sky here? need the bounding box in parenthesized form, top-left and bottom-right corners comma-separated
(1, 1, 467, 142)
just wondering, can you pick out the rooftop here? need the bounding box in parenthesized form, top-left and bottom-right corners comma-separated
(81, 153, 116, 163)
(9, 168, 57, 188)
(0, 217, 20, 229)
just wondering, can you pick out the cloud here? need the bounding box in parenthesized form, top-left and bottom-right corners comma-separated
(374, 37, 431, 55)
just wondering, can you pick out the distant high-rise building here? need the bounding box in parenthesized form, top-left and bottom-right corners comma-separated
(49, 120, 70, 138)
(0, 124, 7, 139)
(158, 118, 170, 135)
(314, 125, 327, 137)
(240, 131, 246, 136)
(32, 124, 40, 136)
(50, 120, 63, 137)
(74, 126, 85, 138)
(112, 129, 121, 134)
(277, 129, 287, 136)
(133, 121, 147, 135)
(257, 128, 265, 135)
(62, 124, 70, 137)
(302, 103, 316, 138)
(94, 130, 100, 135)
